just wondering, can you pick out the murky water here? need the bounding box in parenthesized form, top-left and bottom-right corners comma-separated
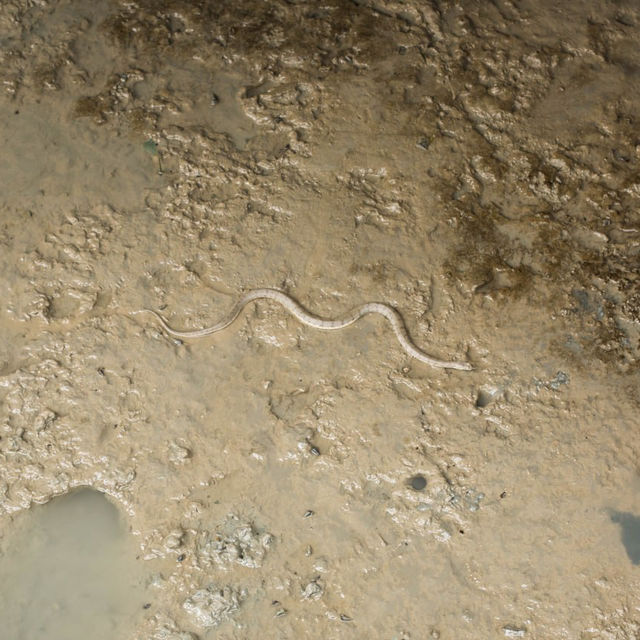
(0, 489, 147, 640)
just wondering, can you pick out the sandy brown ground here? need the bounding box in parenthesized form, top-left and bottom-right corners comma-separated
(1, 0, 639, 638)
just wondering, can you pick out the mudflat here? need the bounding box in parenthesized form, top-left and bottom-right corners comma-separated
(0, 1, 639, 638)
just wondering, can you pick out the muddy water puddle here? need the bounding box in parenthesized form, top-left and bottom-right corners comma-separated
(0, 489, 148, 640)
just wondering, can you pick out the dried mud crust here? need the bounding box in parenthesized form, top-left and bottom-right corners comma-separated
(0, 0, 640, 639)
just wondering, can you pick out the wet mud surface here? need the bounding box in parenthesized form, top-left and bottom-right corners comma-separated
(1, 1, 639, 638)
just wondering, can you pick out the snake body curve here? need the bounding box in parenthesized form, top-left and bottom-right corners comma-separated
(138, 288, 473, 371)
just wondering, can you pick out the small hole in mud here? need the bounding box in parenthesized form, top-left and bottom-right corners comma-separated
(409, 475, 427, 491)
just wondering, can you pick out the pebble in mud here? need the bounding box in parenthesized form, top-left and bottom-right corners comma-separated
(475, 386, 498, 408)
(409, 475, 427, 491)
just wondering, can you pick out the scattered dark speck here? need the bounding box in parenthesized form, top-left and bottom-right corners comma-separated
(410, 475, 427, 491)
(500, 491, 507, 499)
(142, 603, 151, 609)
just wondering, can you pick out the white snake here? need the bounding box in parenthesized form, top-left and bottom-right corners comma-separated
(136, 288, 473, 371)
